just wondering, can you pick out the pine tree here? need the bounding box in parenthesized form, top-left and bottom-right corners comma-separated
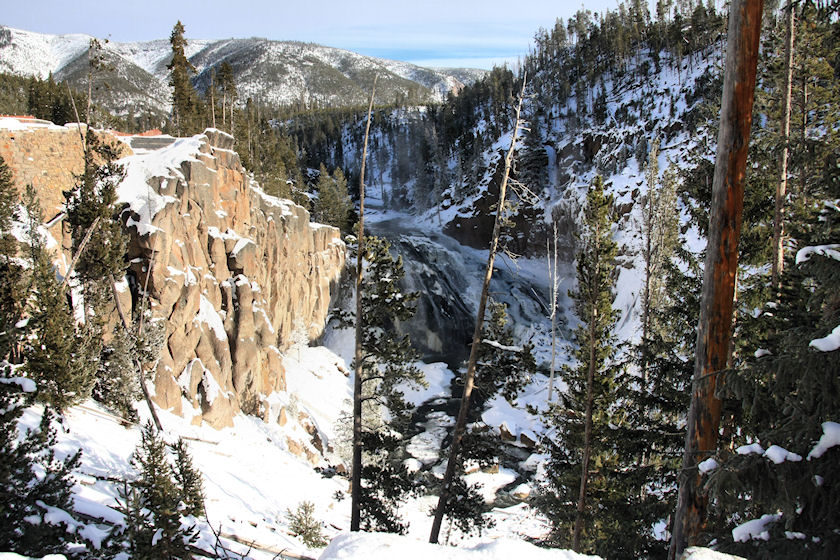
(0, 369, 83, 557)
(314, 164, 352, 232)
(0, 156, 25, 361)
(168, 21, 202, 136)
(23, 185, 92, 411)
(703, 205, 840, 558)
(117, 423, 199, 559)
(64, 129, 127, 288)
(286, 501, 327, 548)
(443, 300, 536, 537)
(217, 61, 237, 134)
(538, 175, 621, 556)
(334, 234, 425, 533)
(170, 438, 205, 518)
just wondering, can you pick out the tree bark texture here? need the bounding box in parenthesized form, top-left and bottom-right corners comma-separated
(669, 1, 763, 558)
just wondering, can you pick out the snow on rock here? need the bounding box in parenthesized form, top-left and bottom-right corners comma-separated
(809, 324, 840, 352)
(401, 361, 453, 406)
(807, 421, 840, 460)
(318, 532, 601, 560)
(194, 295, 228, 341)
(117, 135, 201, 235)
(732, 513, 782, 542)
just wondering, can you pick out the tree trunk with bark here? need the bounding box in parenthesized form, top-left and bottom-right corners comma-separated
(669, 1, 763, 558)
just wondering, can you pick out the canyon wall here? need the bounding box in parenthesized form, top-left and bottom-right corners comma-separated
(1, 119, 346, 435)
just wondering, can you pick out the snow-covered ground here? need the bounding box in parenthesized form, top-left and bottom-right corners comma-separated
(10, 338, 561, 559)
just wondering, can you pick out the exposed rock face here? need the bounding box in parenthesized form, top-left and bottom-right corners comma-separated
(119, 129, 345, 429)
(0, 118, 130, 243)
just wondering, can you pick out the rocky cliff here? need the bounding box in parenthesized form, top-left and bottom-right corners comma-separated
(1, 118, 346, 436)
(118, 129, 345, 429)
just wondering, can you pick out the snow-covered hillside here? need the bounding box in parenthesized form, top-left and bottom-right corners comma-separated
(0, 25, 486, 118)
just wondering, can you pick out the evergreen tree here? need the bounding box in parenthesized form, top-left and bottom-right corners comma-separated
(170, 437, 205, 518)
(168, 21, 202, 136)
(538, 175, 621, 556)
(334, 234, 425, 533)
(23, 186, 92, 411)
(64, 130, 132, 414)
(0, 370, 83, 557)
(217, 61, 237, 134)
(444, 300, 536, 537)
(64, 129, 127, 288)
(0, 156, 25, 361)
(286, 501, 327, 548)
(314, 164, 352, 232)
(116, 423, 199, 559)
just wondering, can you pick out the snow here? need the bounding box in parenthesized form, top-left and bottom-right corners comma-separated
(736, 443, 764, 456)
(698, 457, 719, 473)
(402, 362, 453, 406)
(809, 324, 840, 352)
(763, 445, 802, 464)
(464, 467, 518, 503)
(795, 243, 840, 265)
(807, 421, 840, 460)
(194, 295, 228, 341)
(0, 376, 37, 393)
(734, 443, 802, 464)
(682, 547, 746, 560)
(318, 532, 600, 560)
(0, 554, 68, 560)
(481, 339, 523, 353)
(732, 513, 781, 542)
(117, 135, 204, 235)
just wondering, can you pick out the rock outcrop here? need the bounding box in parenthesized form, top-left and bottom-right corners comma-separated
(118, 129, 345, 429)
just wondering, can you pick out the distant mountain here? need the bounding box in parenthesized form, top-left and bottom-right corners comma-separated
(0, 26, 487, 119)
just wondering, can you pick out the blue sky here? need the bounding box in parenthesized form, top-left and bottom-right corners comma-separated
(3, 0, 622, 69)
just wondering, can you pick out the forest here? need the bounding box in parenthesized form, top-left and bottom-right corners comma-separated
(0, 0, 838, 559)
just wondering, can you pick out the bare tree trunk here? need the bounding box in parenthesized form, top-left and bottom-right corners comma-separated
(429, 75, 528, 544)
(669, 2, 763, 558)
(210, 74, 216, 130)
(547, 221, 558, 403)
(60, 216, 100, 289)
(771, 2, 795, 293)
(350, 76, 377, 532)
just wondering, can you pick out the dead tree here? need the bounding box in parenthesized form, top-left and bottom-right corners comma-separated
(669, 1, 763, 558)
(429, 75, 528, 544)
(771, 1, 796, 293)
(350, 76, 377, 532)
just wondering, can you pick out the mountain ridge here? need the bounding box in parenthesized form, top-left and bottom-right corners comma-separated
(0, 25, 487, 119)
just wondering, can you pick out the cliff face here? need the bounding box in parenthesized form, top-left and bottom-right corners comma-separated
(1, 119, 346, 436)
(118, 129, 345, 429)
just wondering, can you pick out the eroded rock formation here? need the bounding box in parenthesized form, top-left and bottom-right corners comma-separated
(118, 129, 345, 429)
